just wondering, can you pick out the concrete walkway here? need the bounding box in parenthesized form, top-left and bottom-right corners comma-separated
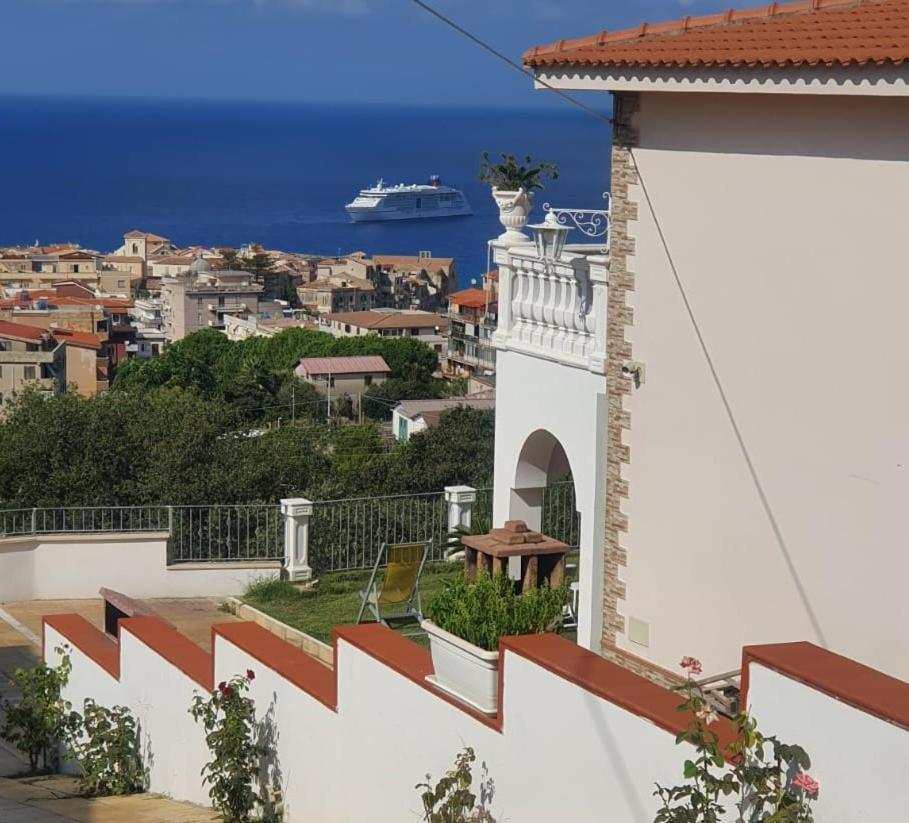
(1, 596, 240, 650)
(0, 775, 218, 821)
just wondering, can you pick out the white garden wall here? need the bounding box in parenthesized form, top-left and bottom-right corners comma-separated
(0, 533, 278, 601)
(45, 615, 909, 822)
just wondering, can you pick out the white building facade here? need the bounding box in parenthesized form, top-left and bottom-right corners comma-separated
(524, 2, 909, 681)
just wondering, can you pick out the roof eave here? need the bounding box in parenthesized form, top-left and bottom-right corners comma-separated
(530, 61, 909, 95)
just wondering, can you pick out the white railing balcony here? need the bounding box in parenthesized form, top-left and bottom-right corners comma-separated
(491, 242, 608, 375)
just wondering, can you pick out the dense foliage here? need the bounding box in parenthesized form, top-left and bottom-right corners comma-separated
(426, 573, 567, 652)
(0, 388, 494, 507)
(112, 327, 443, 422)
(67, 699, 145, 797)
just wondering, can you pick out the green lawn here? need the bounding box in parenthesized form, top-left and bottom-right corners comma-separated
(242, 560, 578, 647)
(242, 562, 463, 645)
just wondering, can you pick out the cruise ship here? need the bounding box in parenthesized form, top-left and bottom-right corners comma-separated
(345, 176, 472, 222)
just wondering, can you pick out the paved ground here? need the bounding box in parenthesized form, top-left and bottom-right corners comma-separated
(1, 596, 240, 651)
(0, 774, 218, 821)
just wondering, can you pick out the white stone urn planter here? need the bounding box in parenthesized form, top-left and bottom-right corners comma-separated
(422, 619, 499, 715)
(492, 187, 534, 245)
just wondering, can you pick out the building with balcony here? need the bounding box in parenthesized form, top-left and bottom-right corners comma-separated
(0, 282, 134, 367)
(511, 0, 909, 684)
(443, 286, 497, 380)
(318, 308, 448, 357)
(0, 320, 58, 408)
(297, 276, 375, 315)
(160, 268, 262, 342)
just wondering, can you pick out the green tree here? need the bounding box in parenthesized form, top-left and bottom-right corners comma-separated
(389, 407, 495, 493)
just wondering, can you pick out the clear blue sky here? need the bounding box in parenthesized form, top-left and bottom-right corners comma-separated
(1, 0, 730, 106)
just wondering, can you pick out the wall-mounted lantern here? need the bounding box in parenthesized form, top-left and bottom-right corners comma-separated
(527, 211, 572, 262)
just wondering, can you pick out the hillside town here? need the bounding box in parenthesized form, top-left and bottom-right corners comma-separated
(2, 0, 909, 821)
(0, 230, 499, 414)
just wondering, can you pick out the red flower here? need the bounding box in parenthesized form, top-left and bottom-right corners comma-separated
(680, 656, 703, 676)
(792, 771, 819, 798)
(217, 681, 227, 692)
(221, 685, 235, 698)
(246, 669, 255, 681)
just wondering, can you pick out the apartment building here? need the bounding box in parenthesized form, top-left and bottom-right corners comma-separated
(318, 308, 447, 356)
(297, 276, 375, 314)
(0, 320, 57, 408)
(160, 269, 262, 342)
(0, 283, 134, 366)
(443, 284, 498, 380)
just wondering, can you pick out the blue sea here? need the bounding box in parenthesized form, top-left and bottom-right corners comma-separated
(0, 96, 612, 279)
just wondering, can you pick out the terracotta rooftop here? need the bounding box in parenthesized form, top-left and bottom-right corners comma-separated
(524, 0, 909, 69)
(449, 287, 496, 311)
(124, 230, 170, 242)
(0, 319, 47, 341)
(373, 255, 454, 270)
(51, 327, 105, 350)
(297, 355, 390, 376)
(325, 309, 447, 331)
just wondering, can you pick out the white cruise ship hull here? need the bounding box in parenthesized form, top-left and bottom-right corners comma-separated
(346, 204, 472, 222)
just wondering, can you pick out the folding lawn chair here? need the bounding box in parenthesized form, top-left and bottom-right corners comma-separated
(355, 540, 431, 627)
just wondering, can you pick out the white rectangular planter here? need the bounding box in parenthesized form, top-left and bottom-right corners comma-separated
(422, 619, 499, 715)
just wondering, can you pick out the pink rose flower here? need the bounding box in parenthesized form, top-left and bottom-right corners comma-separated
(695, 706, 719, 726)
(680, 656, 703, 676)
(792, 771, 819, 797)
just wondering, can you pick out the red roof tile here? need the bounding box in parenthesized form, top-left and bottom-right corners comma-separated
(51, 328, 104, 350)
(524, 0, 909, 70)
(449, 287, 496, 310)
(297, 355, 390, 376)
(0, 320, 47, 341)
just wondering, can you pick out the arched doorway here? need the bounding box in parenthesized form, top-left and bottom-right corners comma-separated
(508, 429, 582, 634)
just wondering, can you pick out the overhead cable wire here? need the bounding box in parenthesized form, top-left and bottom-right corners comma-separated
(406, 0, 613, 128)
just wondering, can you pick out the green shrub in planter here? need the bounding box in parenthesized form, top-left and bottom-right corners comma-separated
(426, 573, 567, 652)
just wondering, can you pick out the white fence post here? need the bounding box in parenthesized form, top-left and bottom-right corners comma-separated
(444, 485, 477, 533)
(280, 498, 313, 582)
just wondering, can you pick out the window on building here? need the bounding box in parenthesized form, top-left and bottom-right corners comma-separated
(26, 343, 38, 352)
(23, 366, 36, 381)
(364, 375, 373, 387)
(329, 376, 335, 388)
(197, 313, 203, 324)
(117, 280, 126, 289)
(218, 296, 225, 307)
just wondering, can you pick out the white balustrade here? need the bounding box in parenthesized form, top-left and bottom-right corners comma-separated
(491, 240, 608, 374)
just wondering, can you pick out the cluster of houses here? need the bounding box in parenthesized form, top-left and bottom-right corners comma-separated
(0, 230, 500, 416)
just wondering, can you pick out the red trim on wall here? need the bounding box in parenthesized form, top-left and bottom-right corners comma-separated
(120, 617, 213, 691)
(43, 614, 120, 678)
(502, 634, 736, 750)
(335, 624, 501, 729)
(213, 622, 336, 709)
(741, 641, 909, 731)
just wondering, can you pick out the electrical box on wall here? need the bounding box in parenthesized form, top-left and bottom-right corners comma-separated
(628, 616, 650, 647)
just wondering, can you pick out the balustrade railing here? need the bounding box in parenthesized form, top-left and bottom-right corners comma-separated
(491, 243, 608, 374)
(0, 483, 579, 572)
